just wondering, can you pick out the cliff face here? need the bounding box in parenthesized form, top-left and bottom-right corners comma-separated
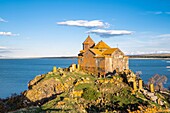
(24, 77, 65, 102)
(20, 67, 170, 113)
(24, 68, 76, 102)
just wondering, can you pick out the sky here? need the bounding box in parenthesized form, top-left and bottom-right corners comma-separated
(0, 0, 170, 58)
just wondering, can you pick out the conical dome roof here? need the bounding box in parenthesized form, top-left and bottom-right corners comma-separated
(93, 40, 110, 49)
(83, 35, 95, 44)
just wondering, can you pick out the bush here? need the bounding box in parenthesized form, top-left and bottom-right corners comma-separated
(74, 83, 92, 90)
(82, 88, 100, 101)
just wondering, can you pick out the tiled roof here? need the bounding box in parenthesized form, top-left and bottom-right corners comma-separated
(80, 50, 85, 53)
(83, 35, 95, 44)
(102, 48, 118, 55)
(93, 40, 110, 49)
(89, 49, 102, 55)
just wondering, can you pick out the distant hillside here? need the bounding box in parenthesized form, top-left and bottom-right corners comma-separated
(128, 53, 170, 58)
(40, 56, 78, 59)
(25, 54, 170, 59)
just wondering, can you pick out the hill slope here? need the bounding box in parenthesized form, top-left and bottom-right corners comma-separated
(1, 66, 170, 113)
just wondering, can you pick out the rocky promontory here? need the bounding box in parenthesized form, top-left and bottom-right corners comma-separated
(1, 64, 170, 113)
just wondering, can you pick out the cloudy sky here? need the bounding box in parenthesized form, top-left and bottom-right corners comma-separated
(0, 0, 170, 58)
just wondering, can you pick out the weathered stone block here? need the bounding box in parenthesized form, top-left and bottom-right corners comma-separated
(52, 66, 57, 73)
(139, 80, 143, 90)
(150, 84, 154, 93)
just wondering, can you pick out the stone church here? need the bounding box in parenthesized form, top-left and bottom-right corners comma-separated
(78, 36, 129, 75)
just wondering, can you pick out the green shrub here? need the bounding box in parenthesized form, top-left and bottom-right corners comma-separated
(82, 88, 100, 101)
(111, 88, 142, 107)
(74, 83, 93, 90)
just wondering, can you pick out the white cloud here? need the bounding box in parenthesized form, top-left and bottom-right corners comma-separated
(154, 11, 163, 15)
(165, 12, 170, 14)
(147, 11, 170, 15)
(0, 46, 11, 54)
(156, 50, 170, 54)
(126, 50, 170, 55)
(108, 32, 170, 55)
(57, 20, 109, 28)
(157, 34, 170, 38)
(87, 29, 132, 38)
(0, 32, 19, 36)
(0, 17, 8, 22)
(0, 46, 7, 49)
(146, 11, 162, 15)
(0, 46, 21, 56)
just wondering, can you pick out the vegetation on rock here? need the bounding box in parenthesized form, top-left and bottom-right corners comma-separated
(82, 87, 100, 101)
(1, 66, 170, 113)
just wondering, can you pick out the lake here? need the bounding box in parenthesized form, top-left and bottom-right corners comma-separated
(0, 58, 169, 98)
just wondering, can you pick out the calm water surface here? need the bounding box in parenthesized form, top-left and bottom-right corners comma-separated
(0, 58, 169, 98)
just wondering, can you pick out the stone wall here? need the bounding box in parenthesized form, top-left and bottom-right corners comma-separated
(111, 49, 128, 72)
(105, 57, 113, 73)
(78, 49, 129, 75)
(78, 38, 129, 76)
(96, 57, 105, 75)
(79, 50, 96, 74)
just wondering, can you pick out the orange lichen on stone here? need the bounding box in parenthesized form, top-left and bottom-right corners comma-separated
(72, 90, 83, 97)
(64, 97, 70, 101)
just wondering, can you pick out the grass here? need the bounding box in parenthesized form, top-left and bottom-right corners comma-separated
(74, 83, 95, 91)
(114, 75, 121, 79)
(74, 72, 97, 81)
(42, 73, 62, 81)
(111, 88, 144, 107)
(82, 87, 100, 101)
(136, 92, 147, 100)
(41, 97, 61, 110)
(25, 70, 169, 112)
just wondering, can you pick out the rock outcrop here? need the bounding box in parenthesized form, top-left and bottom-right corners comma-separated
(24, 77, 65, 102)
(15, 66, 170, 112)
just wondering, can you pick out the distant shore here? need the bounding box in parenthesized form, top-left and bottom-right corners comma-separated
(0, 56, 78, 59)
(27, 54, 170, 59)
(0, 54, 170, 59)
(129, 57, 170, 60)
(44, 56, 170, 59)
(128, 54, 170, 59)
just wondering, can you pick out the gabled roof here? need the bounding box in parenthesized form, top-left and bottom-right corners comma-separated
(80, 50, 85, 53)
(89, 49, 102, 55)
(89, 49, 105, 58)
(83, 35, 95, 44)
(93, 40, 110, 49)
(102, 48, 118, 55)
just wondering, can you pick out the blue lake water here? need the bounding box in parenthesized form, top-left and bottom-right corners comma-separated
(0, 58, 169, 98)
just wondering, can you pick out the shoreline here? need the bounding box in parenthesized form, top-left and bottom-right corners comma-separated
(129, 58, 170, 60)
(0, 57, 170, 60)
(0, 56, 77, 60)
